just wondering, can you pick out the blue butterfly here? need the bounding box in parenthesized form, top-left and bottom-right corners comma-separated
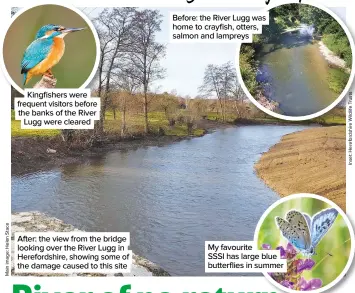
(275, 208, 338, 256)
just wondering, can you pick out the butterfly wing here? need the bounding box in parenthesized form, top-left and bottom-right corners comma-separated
(286, 210, 312, 250)
(310, 208, 338, 248)
(275, 216, 308, 251)
(303, 213, 312, 232)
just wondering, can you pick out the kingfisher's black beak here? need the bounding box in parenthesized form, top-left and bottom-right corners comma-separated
(62, 27, 85, 33)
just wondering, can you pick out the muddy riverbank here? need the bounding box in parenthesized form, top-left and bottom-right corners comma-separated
(11, 119, 232, 176)
(255, 126, 346, 211)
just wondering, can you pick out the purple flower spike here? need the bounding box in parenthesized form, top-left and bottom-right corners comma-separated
(299, 278, 322, 291)
(297, 259, 315, 273)
(262, 243, 271, 250)
(286, 243, 297, 257)
(281, 280, 294, 289)
(299, 277, 309, 290)
(276, 246, 286, 259)
(309, 279, 322, 290)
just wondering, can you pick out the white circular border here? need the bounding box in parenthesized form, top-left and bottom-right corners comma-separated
(253, 193, 355, 293)
(0, 2, 100, 95)
(235, 0, 355, 121)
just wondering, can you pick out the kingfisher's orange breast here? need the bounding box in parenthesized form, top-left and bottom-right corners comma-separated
(28, 37, 65, 76)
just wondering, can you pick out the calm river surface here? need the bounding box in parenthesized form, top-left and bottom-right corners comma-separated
(12, 125, 309, 275)
(258, 34, 337, 116)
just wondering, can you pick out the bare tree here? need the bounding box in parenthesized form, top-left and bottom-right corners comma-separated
(199, 62, 238, 121)
(112, 67, 141, 136)
(96, 26, 115, 98)
(219, 62, 237, 121)
(127, 9, 166, 134)
(94, 8, 136, 133)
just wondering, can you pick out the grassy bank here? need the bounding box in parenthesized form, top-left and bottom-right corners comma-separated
(11, 111, 60, 137)
(328, 67, 350, 94)
(11, 110, 205, 138)
(12, 106, 346, 139)
(255, 126, 346, 211)
(207, 108, 346, 126)
(322, 30, 351, 68)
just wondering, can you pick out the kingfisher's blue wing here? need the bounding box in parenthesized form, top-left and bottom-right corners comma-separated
(21, 38, 53, 74)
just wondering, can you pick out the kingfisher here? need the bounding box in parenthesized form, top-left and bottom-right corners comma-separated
(21, 24, 85, 86)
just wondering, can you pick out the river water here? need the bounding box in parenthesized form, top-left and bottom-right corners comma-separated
(12, 125, 309, 275)
(257, 33, 337, 116)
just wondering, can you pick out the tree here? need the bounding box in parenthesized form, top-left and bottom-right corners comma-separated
(94, 8, 136, 134)
(127, 9, 166, 134)
(112, 68, 141, 136)
(230, 78, 247, 118)
(198, 62, 237, 121)
(158, 92, 180, 126)
(199, 64, 222, 116)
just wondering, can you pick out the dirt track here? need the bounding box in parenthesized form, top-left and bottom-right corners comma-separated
(255, 126, 346, 211)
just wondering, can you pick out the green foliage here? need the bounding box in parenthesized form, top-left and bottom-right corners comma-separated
(328, 68, 350, 94)
(323, 21, 344, 35)
(239, 45, 259, 95)
(273, 4, 300, 29)
(299, 4, 351, 68)
(299, 5, 332, 34)
(323, 34, 352, 68)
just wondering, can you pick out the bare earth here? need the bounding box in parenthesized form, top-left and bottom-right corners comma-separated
(255, 126, 346, 211)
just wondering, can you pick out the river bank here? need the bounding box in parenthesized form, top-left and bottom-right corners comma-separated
(255, 125, 346, 211)
(11, 212, 170, 276)
(12, 113, 346, 176)
(11, 119, 233, 175)
(318, 41, 349, 72)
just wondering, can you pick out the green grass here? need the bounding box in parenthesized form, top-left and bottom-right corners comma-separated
(11, 110, 205, 138)
(11, 110, 60, 137)
(105, 111, 205, 137)
(311, 113, 346, 125)
(207, 112, 237, 123)
(322, 34, 352, 68)
(207, 111, 346, 126)
(328, 68, 350, 94)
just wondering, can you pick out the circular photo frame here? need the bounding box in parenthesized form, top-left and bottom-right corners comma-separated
(1, 3, 100, 94)
(254, 193, 354, 293)
(236, 0, 355, 121)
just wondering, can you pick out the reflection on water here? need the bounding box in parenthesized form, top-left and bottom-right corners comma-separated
(12, 125, 309, 275)
(257, 33, 337, 116)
